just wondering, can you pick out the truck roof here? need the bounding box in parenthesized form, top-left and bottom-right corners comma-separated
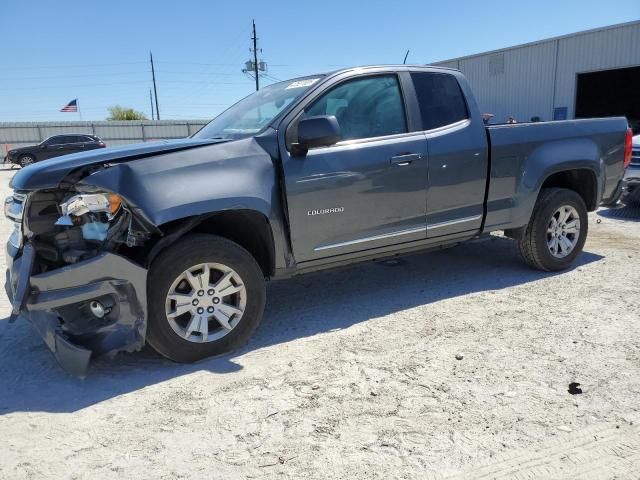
(322, 64, 460, 77)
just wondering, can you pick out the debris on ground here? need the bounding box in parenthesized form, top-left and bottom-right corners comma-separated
(569, 382, 583, 395)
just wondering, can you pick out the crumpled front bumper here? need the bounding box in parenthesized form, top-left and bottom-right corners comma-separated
(5, 242, 148, 376)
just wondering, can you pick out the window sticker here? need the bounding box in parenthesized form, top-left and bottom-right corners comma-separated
(285, 78, 320, 89)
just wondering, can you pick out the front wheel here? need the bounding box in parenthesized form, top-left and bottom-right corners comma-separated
(516, 188, 588, 271)
(147, 234, 266, 363)
(19, 155, 35, 167)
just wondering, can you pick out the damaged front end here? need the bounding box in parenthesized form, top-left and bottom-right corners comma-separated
(5, 185, 153, 376)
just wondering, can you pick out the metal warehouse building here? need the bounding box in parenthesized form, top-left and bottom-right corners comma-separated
(431, 20, 640, 130)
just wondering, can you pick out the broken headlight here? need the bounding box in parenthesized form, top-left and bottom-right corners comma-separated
(60, 193, 122, 219)
(56, 191, 125, 248)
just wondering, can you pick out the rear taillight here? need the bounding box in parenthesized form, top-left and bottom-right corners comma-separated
(624, 128, 632, 168)
(98, 142, 106, 148)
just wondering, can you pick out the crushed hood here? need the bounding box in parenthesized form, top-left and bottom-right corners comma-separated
(10, 138, 226, 190)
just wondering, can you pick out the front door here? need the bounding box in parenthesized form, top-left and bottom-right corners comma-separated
(282, 74, 429, 263)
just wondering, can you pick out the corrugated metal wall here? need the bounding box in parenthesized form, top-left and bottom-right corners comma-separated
(0, 120, 208, 156)
(431, 21, 640, 123)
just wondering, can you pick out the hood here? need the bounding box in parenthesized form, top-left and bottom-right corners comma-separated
(8, 145, 37, 155)
(10, 138, 226, 190)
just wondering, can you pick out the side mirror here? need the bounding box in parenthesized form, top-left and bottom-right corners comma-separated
(295, 115, 342, 153)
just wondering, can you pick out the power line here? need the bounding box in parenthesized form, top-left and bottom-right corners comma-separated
(0, 81, 150, 91)
(0, 71, 151, 81)
(4, 61, 148, 70)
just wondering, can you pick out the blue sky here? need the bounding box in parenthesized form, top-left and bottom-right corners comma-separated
(1, 0, 638, 122)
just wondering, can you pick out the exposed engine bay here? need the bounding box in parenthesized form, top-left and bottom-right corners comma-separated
(25, 188, 152, 272)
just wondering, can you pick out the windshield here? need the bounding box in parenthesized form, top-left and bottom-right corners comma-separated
(193, 76, 324, 140)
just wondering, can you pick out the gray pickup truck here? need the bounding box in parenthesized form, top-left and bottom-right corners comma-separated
(5, 65, 631, 375)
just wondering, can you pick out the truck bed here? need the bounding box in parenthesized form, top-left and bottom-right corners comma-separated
(483, 117, 628, 232)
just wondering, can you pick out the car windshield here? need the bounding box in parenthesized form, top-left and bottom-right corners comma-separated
(193, 76, 323, 140)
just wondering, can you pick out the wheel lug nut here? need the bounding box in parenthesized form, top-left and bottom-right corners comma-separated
(207, 289, 215, 295)
(192, 299, 199, 306)
(197, 307, 204, 314)
(213, 297, 220, 304)
(197, 290, 204, 297)
(207, 306, 214, 313)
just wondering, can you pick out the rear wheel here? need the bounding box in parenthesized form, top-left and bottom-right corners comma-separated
(147, 234, 266, 363)
(19, 155, 35, 167)
(516, 188, 588, 271)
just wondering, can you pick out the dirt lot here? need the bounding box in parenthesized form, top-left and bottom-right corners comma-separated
(0, 166, 639, 479)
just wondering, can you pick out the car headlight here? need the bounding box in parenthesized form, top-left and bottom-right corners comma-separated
(60, 193, 122, 218)
(4, 192, 27, 222)
(9, 150, 16, 155)
(56, 192, 125, 243)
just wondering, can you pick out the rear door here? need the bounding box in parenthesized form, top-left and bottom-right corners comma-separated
(64, 135, 88, 154)
(410, 72, 489, 237)
(76, 135, 96, 151)
(280, 72, 429, 262)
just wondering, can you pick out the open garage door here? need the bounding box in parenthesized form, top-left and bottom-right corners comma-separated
(575, 66, 640, 133)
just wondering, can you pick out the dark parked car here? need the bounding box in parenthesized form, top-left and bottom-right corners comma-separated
(4, 134, 106, 167)
(5, 65, 630, 375)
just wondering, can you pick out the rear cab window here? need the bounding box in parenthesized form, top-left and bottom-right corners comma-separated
(410, 72, 469, 130)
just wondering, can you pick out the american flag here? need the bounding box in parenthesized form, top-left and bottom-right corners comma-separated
(60, 99, 78, 112)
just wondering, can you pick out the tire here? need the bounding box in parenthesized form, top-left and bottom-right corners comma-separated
(146, 234, 266, 363)
(516, 188, 588, 272)
(622, 187, 640, 207)
(18, 155, 35, 167)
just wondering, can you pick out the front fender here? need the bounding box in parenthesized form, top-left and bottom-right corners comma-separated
(78, 137, 293, 271)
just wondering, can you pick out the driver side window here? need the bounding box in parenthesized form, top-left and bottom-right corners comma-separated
(305, 75, 407, 141)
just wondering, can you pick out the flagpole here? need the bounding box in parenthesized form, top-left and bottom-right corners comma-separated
(77, 99, 83, 121)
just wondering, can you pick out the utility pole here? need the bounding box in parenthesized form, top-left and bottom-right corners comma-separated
(150, 51, 160, 120)
(252, 20, 259, 91)
(242, 20, 267, 90)
(149, 88, 155, 120)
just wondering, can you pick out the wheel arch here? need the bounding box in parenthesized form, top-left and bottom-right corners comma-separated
(538, 168, 598, 211)
(147, 209, 276, 278)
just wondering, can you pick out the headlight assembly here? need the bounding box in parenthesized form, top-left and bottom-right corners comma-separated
(60, 193, 122, 218)
(55, 191, 125, 244)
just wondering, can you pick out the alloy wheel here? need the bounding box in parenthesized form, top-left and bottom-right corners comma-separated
(546, 205, 580, 258)
(165, 262, 247, 343)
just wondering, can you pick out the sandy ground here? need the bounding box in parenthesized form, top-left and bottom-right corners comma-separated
(0, 166, 639, 479)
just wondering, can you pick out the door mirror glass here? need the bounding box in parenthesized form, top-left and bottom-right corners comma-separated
(297, 115, 342, 150)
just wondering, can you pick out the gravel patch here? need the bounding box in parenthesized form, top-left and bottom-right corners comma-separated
(0, 167, 638, 479)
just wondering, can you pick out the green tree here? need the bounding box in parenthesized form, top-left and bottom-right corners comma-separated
(106, 105, 148, 121)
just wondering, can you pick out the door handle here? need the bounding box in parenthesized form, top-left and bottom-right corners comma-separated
(390, 153, 421, 165)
